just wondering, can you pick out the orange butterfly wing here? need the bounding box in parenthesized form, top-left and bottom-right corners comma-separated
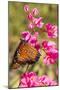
(10, 40, 40, 69)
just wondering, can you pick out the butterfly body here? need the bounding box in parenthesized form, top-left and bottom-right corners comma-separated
(10, 39, 40, 69)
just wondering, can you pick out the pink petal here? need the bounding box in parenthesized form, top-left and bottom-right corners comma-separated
(35, 41, 40, 51)
(28, 23, 35, 29)
(36, 22, 44, 28)
(32, 8, 39, 16)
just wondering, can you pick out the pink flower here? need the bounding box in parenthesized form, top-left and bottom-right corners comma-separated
(19, 72, 39, 87)
(45, 23, 58, 38)
(19, 72, 57, 87)
(28, 23, 35, 29)
(24, 5, 29, 12)
(28, 32, 39, 45)
(44, 48, 58, 65)
(34, 32, 39, 37)
(42, 40, 57, 51)
(42, 40, 48, 50)
(27, 13, 33, 20)
(43, 55, 57, 65)
(32, 8, 39, 16)
(39, 75, 57, 86)
(33, 17, 44, 28)
(29, 34, 40, 52)
(21, 31, 31, 41)
(42, 41, 58, 65)
(33, 17, 42, 24)
(36, 22, 44, 28)
(28, 35, 37, 47)
(46, 48, 58, 60)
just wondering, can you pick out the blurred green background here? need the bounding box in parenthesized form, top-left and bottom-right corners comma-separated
(8, 2, 58, 88)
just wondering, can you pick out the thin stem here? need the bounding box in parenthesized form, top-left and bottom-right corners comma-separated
(25, 64, 29, 73)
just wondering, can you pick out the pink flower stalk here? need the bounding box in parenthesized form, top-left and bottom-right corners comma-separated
(24, 5, 29, 12)
(19, 72, 57, 87)
(32, 8, 39, 16)
(45, 23, 58, 38)
(21, 31, 40, 52)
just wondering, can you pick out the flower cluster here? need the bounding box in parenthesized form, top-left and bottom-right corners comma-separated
(21, 31, 40, 52)
(45, 23, 58, 38)
(19, 72, 57, 87)
(42, 41, 58, 65)
(24, 5, 44, 30)
(24, 5, 58, 39)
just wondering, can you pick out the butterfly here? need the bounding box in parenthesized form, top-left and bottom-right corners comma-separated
(10, 39, 40, 70)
